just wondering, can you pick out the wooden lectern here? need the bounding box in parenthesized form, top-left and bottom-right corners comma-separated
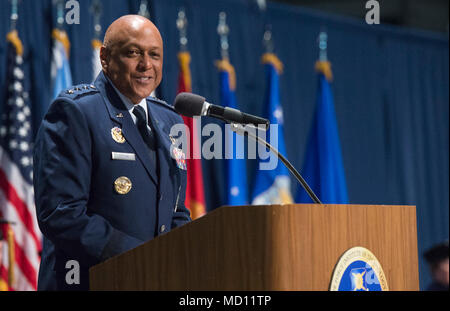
(90, 204, 419, 291)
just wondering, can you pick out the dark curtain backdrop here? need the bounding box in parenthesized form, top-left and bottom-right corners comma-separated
(0, 0, 448, 290)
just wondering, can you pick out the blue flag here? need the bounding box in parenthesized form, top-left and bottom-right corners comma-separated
(50, 29, 72, 100)
(216, 59, 248, 205)
(252, 53, 293, 205)
(296, 61, 349, 204)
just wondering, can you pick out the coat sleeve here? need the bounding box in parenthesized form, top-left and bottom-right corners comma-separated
(171, 169, 191, 228)
(168, 114, 192, 229)
(33, 97, 143, 267)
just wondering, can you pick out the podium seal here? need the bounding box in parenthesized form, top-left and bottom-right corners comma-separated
(329, 246, 388, 291)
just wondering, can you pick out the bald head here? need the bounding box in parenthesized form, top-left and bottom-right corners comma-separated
(103, 15, 162, 51)
(100, 15, 163, 104)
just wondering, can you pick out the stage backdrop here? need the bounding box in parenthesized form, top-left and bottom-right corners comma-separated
(0, 0, 448, 290)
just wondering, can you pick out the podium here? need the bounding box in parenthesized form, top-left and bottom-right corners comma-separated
(89, 204, 419, 291)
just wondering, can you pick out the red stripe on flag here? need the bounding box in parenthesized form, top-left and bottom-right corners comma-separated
(0, 265, 13, 291)
(0, 264, 9, 283)
(0, 168, 41, 252)
(0, 221, 38, 290)
(12, 237, 38, 290)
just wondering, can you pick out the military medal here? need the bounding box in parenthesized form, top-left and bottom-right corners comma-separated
(114, 176, 132, 194)
(169, 135, 177, 144)
(172, 147, 187, 170)
(169, 135, 186, 170)
(111, 127, 125, 143)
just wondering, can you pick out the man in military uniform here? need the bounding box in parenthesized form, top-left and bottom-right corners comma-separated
(33, 15, 191, 290)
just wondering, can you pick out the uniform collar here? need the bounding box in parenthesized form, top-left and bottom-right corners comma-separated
(105, 75, 149, 124)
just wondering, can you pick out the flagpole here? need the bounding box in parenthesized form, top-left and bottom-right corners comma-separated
(90, 0, 102, 40)
(217, 12, 229, 61)
(263, 24, 274, 54)
(55, 0, 64, 29)
(9, 0, 19, 31)
(138, 0, 150, 19)
(318, 31, 328, 61)
(231, 124, 322, 204)
(176, 8, 188, 52)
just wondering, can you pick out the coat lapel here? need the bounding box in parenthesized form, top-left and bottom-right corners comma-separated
(147, 100, 179, 194)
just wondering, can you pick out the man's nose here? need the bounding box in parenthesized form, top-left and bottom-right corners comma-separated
(138, 53, 152, 70)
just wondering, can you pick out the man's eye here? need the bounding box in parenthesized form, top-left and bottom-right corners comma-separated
(128, 50, 139, 56)
(150, 52, 160, 59)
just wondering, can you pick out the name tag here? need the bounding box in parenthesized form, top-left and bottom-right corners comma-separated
(111, 152, 136, 161)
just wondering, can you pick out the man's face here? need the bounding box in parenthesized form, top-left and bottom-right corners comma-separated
(101, 21, 163, 104)
(434, 258, 449, 286)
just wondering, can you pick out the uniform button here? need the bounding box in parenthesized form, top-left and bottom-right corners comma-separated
(159, 194, 163, 201)
(160, 225, 166, 233)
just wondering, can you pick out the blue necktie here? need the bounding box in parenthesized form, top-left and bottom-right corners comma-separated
(133, 105, 156, 151)
(132, 105, 159, 177)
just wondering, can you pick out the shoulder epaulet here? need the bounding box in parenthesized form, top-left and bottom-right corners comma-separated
(58, 84, 99, 100)
(147, 96, 176, 112)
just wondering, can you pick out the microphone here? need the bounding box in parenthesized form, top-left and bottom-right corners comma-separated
(173, 92, 321, 204)
(174, 92, 269, 129)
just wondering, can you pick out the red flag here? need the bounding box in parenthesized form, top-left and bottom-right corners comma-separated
(177, 52, 206, 219)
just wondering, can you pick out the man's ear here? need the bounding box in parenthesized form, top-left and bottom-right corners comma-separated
(100, 46, 108, 70)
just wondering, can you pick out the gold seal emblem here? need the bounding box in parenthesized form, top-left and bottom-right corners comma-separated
(114, 176, 132, 194)
(111, 127, 125, 143)
(329, 246, 389, 291)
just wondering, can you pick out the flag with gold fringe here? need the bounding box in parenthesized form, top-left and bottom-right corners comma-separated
(216, 58, 248, 205)
(177, 51, 207, 219)
(296, 60, 349, 204)
(50, 28, 72, 100)
(0, 30, 42, 291)
(91, 38, 102, 81)
(251, 53, 293, 205)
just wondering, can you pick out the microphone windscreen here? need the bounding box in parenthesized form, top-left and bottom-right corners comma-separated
(174, 92, 205, 117)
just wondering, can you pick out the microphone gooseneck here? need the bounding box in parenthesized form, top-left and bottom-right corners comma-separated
(173, 92, 322, 204)
(230, 123, 322, 204)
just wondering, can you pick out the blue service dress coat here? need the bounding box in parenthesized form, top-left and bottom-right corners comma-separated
(33, 72, 191, 290)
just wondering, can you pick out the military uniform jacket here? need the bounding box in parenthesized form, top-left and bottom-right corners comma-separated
(33, 72, 191, 290)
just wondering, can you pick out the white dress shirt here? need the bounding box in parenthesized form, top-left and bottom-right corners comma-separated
(107, 76, 152, 131)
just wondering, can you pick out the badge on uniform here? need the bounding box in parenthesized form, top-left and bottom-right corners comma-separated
(114, 176, 132, 194)
(169, 135, 187, 170)
(172, 147, 187, 170)
(111, 127, 125, 143)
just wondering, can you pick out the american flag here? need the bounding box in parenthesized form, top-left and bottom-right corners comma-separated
(0, 30, 42, 291)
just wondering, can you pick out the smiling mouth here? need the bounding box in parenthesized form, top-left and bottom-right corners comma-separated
(135, 76, 153, 83)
